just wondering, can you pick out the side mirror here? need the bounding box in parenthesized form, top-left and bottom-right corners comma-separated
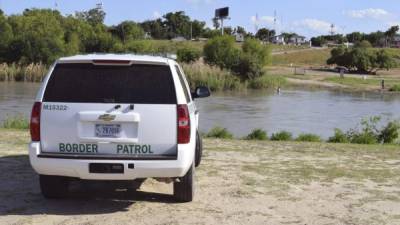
(192, 86, 211, 99)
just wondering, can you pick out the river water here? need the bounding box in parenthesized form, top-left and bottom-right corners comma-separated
(1, 82, 400, 138)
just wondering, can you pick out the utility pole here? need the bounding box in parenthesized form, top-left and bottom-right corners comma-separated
(190, 22, 193, 40)
(221, 18, 224, 35)
(215, 7, 229, 36)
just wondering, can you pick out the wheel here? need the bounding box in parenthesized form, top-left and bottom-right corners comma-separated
(39, 175, 69, 198)
(194, 130, 203, 167)
(173, 163, 194, 202)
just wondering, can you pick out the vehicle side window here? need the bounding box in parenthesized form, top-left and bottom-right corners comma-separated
(175, 65, 191, 103)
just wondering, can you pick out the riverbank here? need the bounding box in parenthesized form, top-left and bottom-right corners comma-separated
(269, 66, 400, 93)
(1, 129, 400, 224)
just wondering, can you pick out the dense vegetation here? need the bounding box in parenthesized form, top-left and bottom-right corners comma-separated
(327, 44, 397, 73)
(203, 116, 400, 145)
(311, 25, 399, 47)
(203, 36, 271, 80)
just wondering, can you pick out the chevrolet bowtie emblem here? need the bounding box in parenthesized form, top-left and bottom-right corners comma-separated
(98, 114, 116, 122)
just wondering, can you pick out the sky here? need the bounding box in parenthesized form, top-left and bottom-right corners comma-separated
(0, 0, 399, 38)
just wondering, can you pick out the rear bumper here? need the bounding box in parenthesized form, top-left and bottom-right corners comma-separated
(28, 142, 194, 180)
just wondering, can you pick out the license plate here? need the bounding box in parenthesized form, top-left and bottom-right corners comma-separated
(95, 124, 121, 138)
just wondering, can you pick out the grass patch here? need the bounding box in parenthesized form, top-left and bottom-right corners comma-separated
(248, 75, 286, 89)
(1, 116, 29, 129)
(324, 76, 400, 88)
(182, 63, 245, 91)
(206, 126, 234, 139)
(272, 49, 331, 66)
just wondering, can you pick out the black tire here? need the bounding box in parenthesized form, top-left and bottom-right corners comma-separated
(173, 163, 194, 202)
(39, 175, 69, 199)
(195, 130, 203, 167)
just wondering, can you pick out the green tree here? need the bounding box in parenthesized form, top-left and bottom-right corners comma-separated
(140, 19, 167, 39)
(385, 25, 399, 47)
(191, 20, 206, 38)
(111, 21, 144, 42)
(6, 9, 66, 64)
(233, 38, 271, 79)
(203, 35, 240, 69)
(75, 7, 106, 26)
(346, 32, 364, 43)
(61, 15, 94, 54)
(163, 11, 191, 39)
(0, 11, 13, 61)
(255, 28, 275, 41)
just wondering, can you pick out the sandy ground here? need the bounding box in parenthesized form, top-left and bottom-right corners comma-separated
(1, 130, 400, 225)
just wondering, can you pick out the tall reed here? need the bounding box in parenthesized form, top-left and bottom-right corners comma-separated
(0, 63, 48, 82)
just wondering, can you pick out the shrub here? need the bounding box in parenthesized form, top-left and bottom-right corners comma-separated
(295, 133, 322, 142)
(270, 131, 293, 141)
(1, 115, 29, 129)
(348, 131, 378, 144)
(354, 40, 372, 48)
(346, 117, 380, 144)
(245, 129, 268, 140)
(389, 84, 400, 92)
(206, 126, 234, 139)
(177, 47, 201, 63)
(378, 121, 400, 144)
(328, 128, 349, 143)
(232, 39, 271, 79)
(203, 35, 240, 70)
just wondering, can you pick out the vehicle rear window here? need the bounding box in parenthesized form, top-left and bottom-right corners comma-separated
(43, 63, 177, 104)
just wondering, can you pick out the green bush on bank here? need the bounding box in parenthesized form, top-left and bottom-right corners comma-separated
(270, 131, 293, 141)
(295, 133, 322, 142)
(204, 36, 272, 80)
(379, 121, 400, 144)
(1, 115, 29, 129)
(389, 84, 400, 92)
(328, 128, 349, 143)
(327, 117, 400, 144)
(245, 129, 268, 140)
(206, 126, 234, 139)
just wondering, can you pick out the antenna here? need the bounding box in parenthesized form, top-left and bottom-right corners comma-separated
(274, 10, 277, 31)
(255, 13, 259, 33)
(96, 2, 103, 10)
(330, 23, 335, 36)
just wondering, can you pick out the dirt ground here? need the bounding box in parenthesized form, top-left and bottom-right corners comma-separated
(1, 130, 400, 225)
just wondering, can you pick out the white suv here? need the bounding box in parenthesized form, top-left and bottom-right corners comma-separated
(28, 54, 210, 202)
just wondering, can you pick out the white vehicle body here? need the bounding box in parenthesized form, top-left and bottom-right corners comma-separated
(29, 54, 203, 182)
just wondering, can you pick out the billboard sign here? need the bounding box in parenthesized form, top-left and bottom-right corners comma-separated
(215, 7, 229, 18)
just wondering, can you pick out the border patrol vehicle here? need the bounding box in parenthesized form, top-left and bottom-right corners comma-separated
(28, 54, 210, 202)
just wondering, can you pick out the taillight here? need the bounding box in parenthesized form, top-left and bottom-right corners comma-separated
(30, 102, 41, 141)
(177, 104, 190, 144)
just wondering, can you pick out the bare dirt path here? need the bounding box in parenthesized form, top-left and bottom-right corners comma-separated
(1, 130, 400, 225)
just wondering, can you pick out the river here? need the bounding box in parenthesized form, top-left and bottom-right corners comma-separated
(1, 82, 400, 138)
